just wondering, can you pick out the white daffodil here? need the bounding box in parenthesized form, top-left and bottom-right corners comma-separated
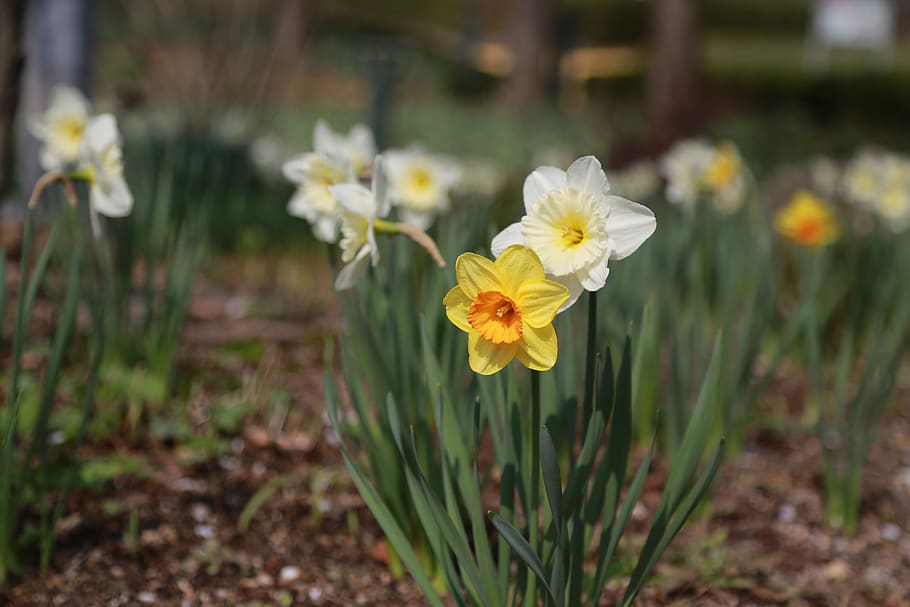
(385, 148, 461, 230)
(30, 85, 91, 170)
(314, 120, 376, 177)
(702, 142, 746, 213)
(491, 156, 656, 310)
(81, 114, 133, 218)
(283, 152, 355, 243)
(328, 156, 390, 290)
(659, 139, 713, 213)
(842, 150, 882, 209)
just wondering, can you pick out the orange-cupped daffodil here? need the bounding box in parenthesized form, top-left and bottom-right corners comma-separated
(774, 190, 839, 248)
(443, 245, 569, 375)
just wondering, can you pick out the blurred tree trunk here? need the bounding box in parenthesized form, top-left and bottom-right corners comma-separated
(647, 0, 700, 149)
(0, 0, 26, 197)
(18, 0, 93, 199)
(502, 0, 551, 109)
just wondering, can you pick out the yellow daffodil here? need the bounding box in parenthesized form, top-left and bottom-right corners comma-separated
(774, 190, 839, 247)
(30, 85, 91, 170)
(385, 148, 461, 229)
(491, 156, 656, 310)
(443, 245, 569, 375)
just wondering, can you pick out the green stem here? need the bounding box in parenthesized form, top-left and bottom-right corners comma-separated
(582, 290, 598, 426)
(525, 370, 542, 604)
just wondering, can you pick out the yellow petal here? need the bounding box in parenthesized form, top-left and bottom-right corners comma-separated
(468, 331, 518, 375)
(443, 285, 473, 333)
(515, 323, 558, 371)
(456, 252, 503, 298)
(514, 279, 570, 328)
(495, 245, 545, 295)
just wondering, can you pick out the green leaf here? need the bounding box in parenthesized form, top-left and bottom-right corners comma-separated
(489, 513, 556, 602)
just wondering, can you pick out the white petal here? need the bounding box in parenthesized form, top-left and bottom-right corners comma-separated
(39, 148, 63, 171)
(313, 215, 338, 243)
(335, 247, 371, 290)
(313, 120, 336, 154)
(371, 155, 390, 217)
(576, 259, 610, 291)
(282, 155, 310, 182)
(398, 209, 434, 230)
(490, 222, 525, 257)
(566, 156, 610, 198)
(604, 195, 657, 260)
(83, 114, 119, 156)
(523, 166, 567, 213)
(91, 175, 133, 218)
(329, 183, 375, 218)
(551, 273, 585, 313)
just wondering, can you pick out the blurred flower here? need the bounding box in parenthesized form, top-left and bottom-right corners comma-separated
(774, 190, 839, 247)
(443, 245, 568, 375)
(842, 150, 882, 208)
(329, 156, 390, 290)
(660, 139, 713, 212)
(491, 156, 656, 310)
(385, 148, 461, 229)
(453, 157, 505, 199)
(608, 160, 660, 201)
(314, 120, 376, 176)
(81, 114, 133, 218)
(703, 141, 746, 212)
(842, 149, 910, 231)
(30, 85, 91, 170)
(283, 152, 355, 243)
(660, 139, 748, 213)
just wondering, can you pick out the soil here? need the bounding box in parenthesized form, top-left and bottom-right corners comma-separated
(3, 252, 910, 607)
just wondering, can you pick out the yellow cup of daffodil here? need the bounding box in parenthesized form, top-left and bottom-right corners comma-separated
(774, 189, 839, 248)
(443, 245, 569, 375)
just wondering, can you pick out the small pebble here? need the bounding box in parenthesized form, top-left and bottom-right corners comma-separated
(308, 587, 323, 600)
(881, 522, 902, 542)
(138, 591, 157, 604)
(317, 498, 331, 513)
(191, 503, 210, 522)
(194, 524, 214, 539)
(280, 565, 301, 582)
(778, 503, 797, 523)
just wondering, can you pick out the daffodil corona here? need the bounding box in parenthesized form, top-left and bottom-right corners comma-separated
(444, 246, 569, 375)
(492, 156, 656, 310)
(774, 190, 839, 248)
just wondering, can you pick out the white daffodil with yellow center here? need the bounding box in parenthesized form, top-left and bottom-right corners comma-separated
(283, 152, 355, 243)
(385, 148, 461, 230)
(702, 141, 745, 212)
(659, 139, 713, 213)
(314, 120, 376, 177)
(30, 85, 91, 170)
(328, 156, 390, 290)
(81, 114, 133, 219)
(492, 156, 656, 310)
(842, 151, 882, 208)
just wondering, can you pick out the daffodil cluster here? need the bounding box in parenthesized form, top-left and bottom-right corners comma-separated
(283, 122, 462, 242)
(30, 85, 133, 218)
(842, 149, 910, 232)
(660, 139, 747, 214)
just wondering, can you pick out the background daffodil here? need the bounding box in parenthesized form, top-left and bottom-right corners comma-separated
(443, 245, 569, 375)
(774, 189, 839, 247)
(30, 85, 91, 171)
(329, 155, 389, 290)
(491, 156, 656, 310)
